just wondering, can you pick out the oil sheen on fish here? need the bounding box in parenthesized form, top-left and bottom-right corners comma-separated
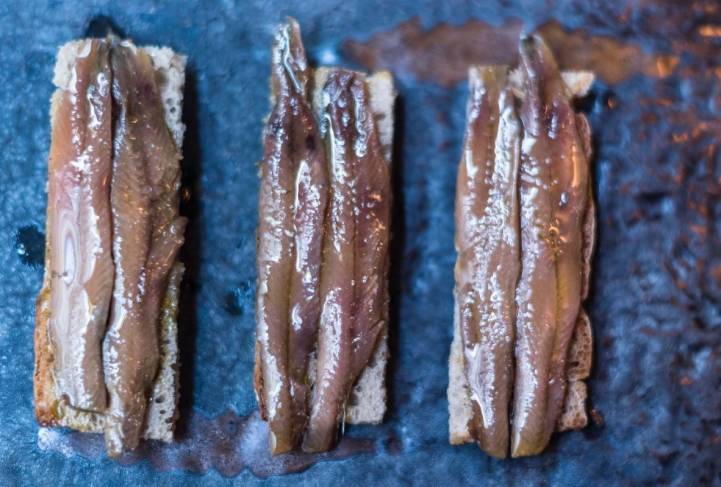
(103, 43, 186, 457)
(304, 69, 391, 453)
(47, 39, 114, 412)
(255, 19, 328, 454)
(511, 36, 589, 457)
(454, 66, 521, 459)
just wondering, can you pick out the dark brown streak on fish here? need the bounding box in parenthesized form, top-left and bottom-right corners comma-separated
(47, 39, 114, 412)
(305, 70, 390, 453)
(511, 36, 588, 457)
(256, 19, 327, 454)
(455, 66, 521, 458)
(103, 44, 185, 457)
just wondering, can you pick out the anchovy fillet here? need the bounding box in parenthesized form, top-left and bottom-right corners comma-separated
(103, 44, 186, 456)
(511, 36, 589, 457)
(255, 19, 328, 454)
(454, 66, 521, 459)
(47, 39, 114, 412)
(304, 69, 391, 452)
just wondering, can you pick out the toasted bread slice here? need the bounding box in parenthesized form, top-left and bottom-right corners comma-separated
(33, 39, 187, 443)
(449, 69, 595, 445)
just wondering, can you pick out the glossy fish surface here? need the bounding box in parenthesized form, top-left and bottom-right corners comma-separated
(255, 19, 328, 454)
(305, 69, 391, 453)
(103, 43, 186, 457)
(454, 66, 521, 459)
(47, 39, 114, 412)
(511, 36, 589, 457)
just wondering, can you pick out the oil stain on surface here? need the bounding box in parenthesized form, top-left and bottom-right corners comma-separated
(38, 411, 375, 478)
(344, 18, 679, 86)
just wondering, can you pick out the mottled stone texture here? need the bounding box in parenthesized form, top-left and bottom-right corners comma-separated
(1, 0, 721, 484)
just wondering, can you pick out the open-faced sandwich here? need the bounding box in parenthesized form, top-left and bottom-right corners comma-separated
(34, 37, 187, 457)
(449, 35, 596, 458)
(254, 18, 396, 454)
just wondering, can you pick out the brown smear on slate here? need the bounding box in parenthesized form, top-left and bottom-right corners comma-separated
(37, 410, 375, 478)
(343, 18, 679, 86)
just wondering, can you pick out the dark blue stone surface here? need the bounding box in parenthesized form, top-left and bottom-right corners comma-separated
(1, 1, 721, 484)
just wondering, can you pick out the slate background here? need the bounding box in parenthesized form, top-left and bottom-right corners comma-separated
(1, 0, 721, 485)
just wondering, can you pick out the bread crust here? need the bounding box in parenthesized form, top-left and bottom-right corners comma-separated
(34, 265, 56, 426)
(33, 40, 187, 443)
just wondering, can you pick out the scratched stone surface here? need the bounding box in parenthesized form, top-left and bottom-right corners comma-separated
(1, 0, 721, 485)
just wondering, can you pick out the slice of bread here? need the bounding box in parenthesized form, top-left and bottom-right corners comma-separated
(448, 69, 595, 445)
(34, 39, 187, 443)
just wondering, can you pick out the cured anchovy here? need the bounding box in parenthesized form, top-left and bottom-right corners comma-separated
(304, 69, 391, 452)
(103, 44, 186, 456)
(255, 19, 328, 454)
(511, 36, 589, 457)
(454, 66, 521, 458)
(47, 39, 114, 412)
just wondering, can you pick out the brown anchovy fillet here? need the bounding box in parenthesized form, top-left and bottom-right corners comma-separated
(454, 66, 521, 459)
(511, 36, 589, 457)
(255, 19, 328, 454)
(304, 69, 391, 453)
(46, 39, 114, 412)
(103, 43, 186, 457)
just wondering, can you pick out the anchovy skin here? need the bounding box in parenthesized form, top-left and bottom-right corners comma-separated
(47, 39, 114, 412)
(511, 36, 589, 457)
(304, 70, 391, 452)
(455, 66, 521, 459)
(103, 44, 186, 457)
(255, 19, 328, 454)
